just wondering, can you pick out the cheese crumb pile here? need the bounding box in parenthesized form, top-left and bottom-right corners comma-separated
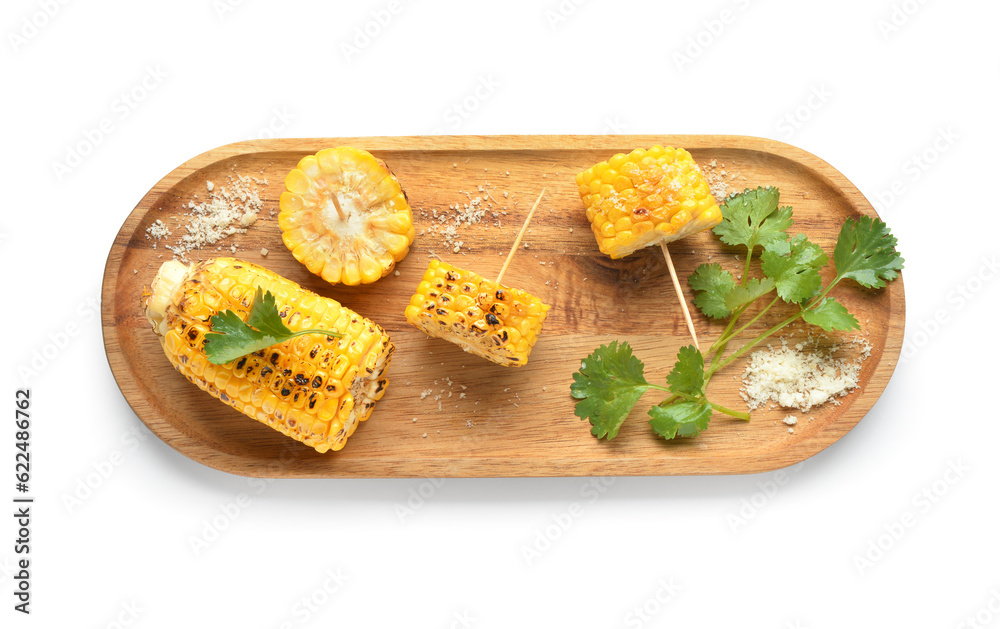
(740, 335, 872, 412)
(419, 182, 509, 254)
(149, 175, 266, 261)
(702, 159, 745, 202)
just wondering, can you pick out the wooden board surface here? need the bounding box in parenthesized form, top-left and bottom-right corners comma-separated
(101, 135, 905, 478)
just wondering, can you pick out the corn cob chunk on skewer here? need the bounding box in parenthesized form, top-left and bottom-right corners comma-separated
(577, 146, 722, 259)
(142, 257, 394, 453)
(404, 260, 550, 367)
(279, 146, 415, 285)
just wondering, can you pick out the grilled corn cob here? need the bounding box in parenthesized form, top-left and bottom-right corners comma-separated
(577, 146, 722, 259)
(279, 146, 415, 286)
(404, 260, 549, 367)
(142, 257, 393, 453)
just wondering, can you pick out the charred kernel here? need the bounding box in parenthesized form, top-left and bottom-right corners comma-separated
(294, 374, 309, 386)
(270, 352, 280, 365)
(445, 270, 460, 281)
(311, 376, 323, 388)
(260, 366, 273, 378)
(309, 346, 319, 359)
(485, 313, 500, 326)
(187, 328, 199, 340)
(436, 308, 449, 316)
(236, 357, 247, 370)
(280, 387, 292, 397)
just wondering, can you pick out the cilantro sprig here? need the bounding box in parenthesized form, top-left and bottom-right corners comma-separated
(572, 187, 904, 441)
(204, 286, 342, 365)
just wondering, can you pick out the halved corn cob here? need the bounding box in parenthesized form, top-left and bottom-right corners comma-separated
(143, 257, 393, 453)
(279, 146, 415, 286)
(404, 260, 550, 367)
(577, 146, 722, 259)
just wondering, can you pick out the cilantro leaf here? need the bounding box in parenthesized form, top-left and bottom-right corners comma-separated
(648, 400, 712, 439)
(666, 345, 705, 396)
(204, 287, 342, 365)
(761, 234, 828, 303)
(802, 297, 860, 332)
(689, 263, 736, 320)
(723, 277, 775, 311)
(833, 215, 905, 289)
(713, 187, 792, 253)
(571, 341, 651, 440)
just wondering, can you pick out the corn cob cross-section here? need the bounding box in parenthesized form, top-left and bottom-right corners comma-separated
(577, 146, 722, 259)
(279, 146, 415, 286)
(143, 257, 393, 453)
(404, 260, 550, 367)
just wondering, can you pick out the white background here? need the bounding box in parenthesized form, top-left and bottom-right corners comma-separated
(3, 0, 998, 627)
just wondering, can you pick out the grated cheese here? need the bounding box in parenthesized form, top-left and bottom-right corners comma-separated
(740, 335, 871, 412)
(162, 174, 265, 261)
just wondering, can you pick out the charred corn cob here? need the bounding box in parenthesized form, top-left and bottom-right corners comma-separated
(404, 260, 549, 367)
(577, 146, 722, 259)
(142, 257, 393, 453)
(279, 146, 415, 286)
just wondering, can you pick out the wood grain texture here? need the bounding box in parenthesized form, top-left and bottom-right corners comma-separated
(101, 135, 905, 478)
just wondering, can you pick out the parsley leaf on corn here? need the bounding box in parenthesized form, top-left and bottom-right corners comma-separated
(204, 287, 342, 365)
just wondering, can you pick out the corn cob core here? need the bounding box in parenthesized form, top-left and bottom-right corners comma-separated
(279, 146, 416, 286)
(404, 260, 550, 367)
(143, 257, 394, 453)
(577, 146, 722, 259)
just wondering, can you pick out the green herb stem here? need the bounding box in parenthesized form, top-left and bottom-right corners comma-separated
(708, 401, 751, 421)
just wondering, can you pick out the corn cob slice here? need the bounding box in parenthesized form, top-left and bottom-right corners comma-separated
(404, 260, 550, 367)
(142, 257, 393, 453)
(279, 146, 416, 286)
(577, 146, 722, 259)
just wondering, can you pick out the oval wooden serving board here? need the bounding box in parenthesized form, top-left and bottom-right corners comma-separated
(102, 135, 904, 478)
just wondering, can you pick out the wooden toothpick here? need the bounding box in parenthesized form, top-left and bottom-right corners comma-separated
(660, 241, 700, 350)
(330, 194, 347, 222)
(496, 188, 546, 285)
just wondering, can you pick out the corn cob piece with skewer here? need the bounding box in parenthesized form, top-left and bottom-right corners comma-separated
(142, 257, 393, 453)
(404, 260, 550, 367)
(577, 146, 722, 259)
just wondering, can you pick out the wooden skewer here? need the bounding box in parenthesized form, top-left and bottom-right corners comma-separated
(496, 188, 546, 285)
(660, 241, 700, 350)
(330, 194, 347, 222)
